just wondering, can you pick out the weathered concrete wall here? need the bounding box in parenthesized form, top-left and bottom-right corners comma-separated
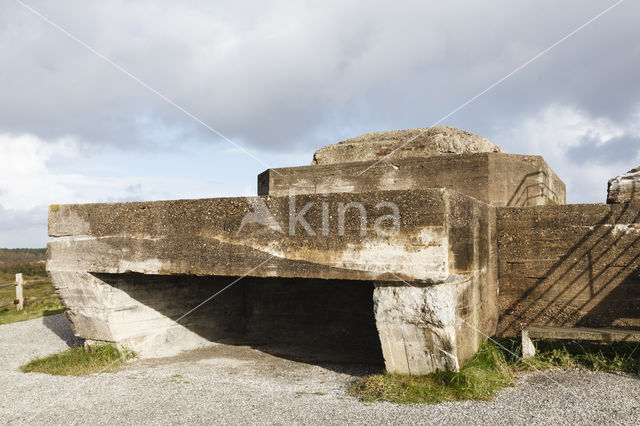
(496, 202, 640, 336)
(488, 154, 565, 207)
(45, 127, 636, 376)
(48, 188, 498, 373)
(373, 194, 498, 373)
(259, 153, 565, 207)
(49, 190, 456, 282)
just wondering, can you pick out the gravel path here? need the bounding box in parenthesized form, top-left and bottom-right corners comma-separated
(0, 314, 638, 425)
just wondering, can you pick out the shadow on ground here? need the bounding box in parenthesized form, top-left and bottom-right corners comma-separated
(92, 273, 386, 374)
(42, 313, 83, 348)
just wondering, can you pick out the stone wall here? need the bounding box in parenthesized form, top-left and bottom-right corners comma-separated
(496, 202, 640, 336)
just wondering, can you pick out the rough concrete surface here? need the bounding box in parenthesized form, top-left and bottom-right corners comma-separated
(608, 166, 640, 204)
(48, 189, 467, 282)
(374, 278, 477, 373)
(497, 202, 640, 336)
(260, 153, 566, 207)
(311, 126, 504, 165)
(1, 315, 638, 425)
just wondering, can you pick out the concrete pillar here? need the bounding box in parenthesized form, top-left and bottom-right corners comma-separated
(373, 277, 474, 375)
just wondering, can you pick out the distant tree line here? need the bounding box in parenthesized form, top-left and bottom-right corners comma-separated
(0, 249, 47, 277)
(0, 248, 46, 265)
(0, 262, 46, 276)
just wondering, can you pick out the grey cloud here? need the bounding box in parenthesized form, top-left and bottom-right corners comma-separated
(567, 134, 640, 166)
(0, 0, 638, 209)
(1, 0, 638, 154)
(0, 206, 47, 248)
(101, 184, 145, 203)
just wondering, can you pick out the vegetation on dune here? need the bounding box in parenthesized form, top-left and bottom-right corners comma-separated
(0, 248, 46, 264)
(0, 261, 46, 279)
(0, 249, 62, 325)
(21, 345, 135, 376)
(497, 337, 640, 375)
(349, 339, 640, 404)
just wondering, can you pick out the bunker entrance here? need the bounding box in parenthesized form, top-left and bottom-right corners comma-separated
(95, 273, 385, 365)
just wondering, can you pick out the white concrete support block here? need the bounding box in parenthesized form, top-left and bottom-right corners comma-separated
(373, 277, 473, 375)
(521, 328, 536, 359)
(48, 270, 208, 358)
(15, 273, 24, 311)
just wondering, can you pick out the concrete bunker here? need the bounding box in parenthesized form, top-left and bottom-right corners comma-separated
(47, 126, 640, 375)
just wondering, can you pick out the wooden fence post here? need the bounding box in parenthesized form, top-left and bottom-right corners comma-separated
(15, 273, 24, 311)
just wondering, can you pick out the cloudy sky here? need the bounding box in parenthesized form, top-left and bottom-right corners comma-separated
(1, 0, 639, 248)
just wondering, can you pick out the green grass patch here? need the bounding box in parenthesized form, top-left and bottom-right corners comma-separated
(349, 342, 514, 404)
(0, 248, 46, 265)
(350, 338, 640, 404)
(21, 345, 135, 376)
(0, 302, 64, 326)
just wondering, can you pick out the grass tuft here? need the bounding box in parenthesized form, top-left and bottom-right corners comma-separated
(20, 344, 135, 376)
(349, 342, 514, 404)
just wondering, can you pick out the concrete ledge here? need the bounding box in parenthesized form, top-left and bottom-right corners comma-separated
(48, 189, 488, 282)
(522, 326, 640, 359)
(259, 153, 565, 207)
(527, 325, 640, 342)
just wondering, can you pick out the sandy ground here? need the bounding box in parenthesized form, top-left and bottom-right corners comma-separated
(0, 314, 638, 425)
